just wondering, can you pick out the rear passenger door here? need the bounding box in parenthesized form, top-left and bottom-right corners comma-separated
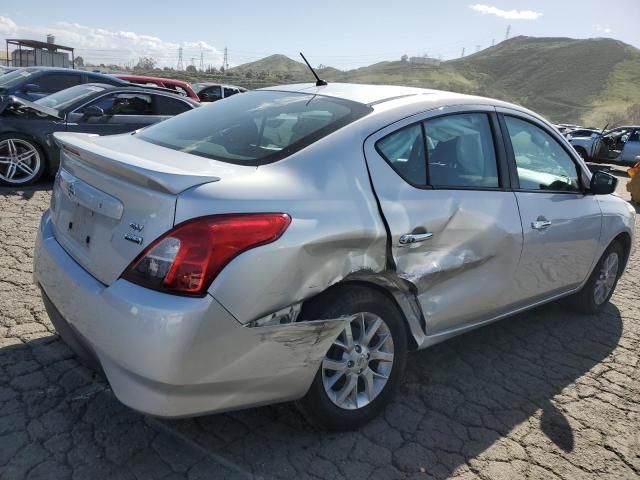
(498, 109, 601, 303)
(364, 106, 523, 335)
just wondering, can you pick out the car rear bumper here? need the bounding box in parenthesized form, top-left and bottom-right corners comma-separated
(34, 210, 347, 418)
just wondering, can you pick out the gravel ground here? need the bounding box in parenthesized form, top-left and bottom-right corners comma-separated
(0, 172, 638, 480)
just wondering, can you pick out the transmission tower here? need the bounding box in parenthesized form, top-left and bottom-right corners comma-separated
(222, 47, 229, 72)
(177, 47, 184, 70)
(505, 25, 511, 41)
(199, 52, 204, 71)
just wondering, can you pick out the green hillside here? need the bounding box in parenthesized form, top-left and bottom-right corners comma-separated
(447, 36, 640, 124)
(128, 36, 640, 125)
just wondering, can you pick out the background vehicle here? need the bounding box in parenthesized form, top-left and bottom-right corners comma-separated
(0, 67, 125, 102)
(0, 83, 198, 185)
(192, 82, 246, 102)
(591, 125, 640, 165)
(565, 128, 599, 139)
(34, 84, 634, 430)
(114, 74, 200, 101)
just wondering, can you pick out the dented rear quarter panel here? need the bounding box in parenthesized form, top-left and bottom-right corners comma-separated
(175, 120, 388, 324)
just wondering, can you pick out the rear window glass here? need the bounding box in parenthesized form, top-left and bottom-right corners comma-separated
(137, 91, 372, 165)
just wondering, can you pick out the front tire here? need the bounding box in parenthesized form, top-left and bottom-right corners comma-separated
(0, 134, 46, 186)
(570, 241, 624, 314)
(297, 285, 408, 430)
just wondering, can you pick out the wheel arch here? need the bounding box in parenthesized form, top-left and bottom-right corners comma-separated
(612, 231, 632, 272)
(300, 274, 426, 351)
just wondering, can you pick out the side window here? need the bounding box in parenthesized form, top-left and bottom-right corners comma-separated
(376, 124, 426, 185)
(36, 74, 81, 93)
(505, 116, 580, 192)
(424, 113, 499, 188)
(154, 95, 192, 115)
(201, 86, 221, 101)
(223, 87, 237, 98)
(83, 93, 153, 115)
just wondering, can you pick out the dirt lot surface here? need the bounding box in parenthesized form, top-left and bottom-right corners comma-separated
(1, 171, 639, 479)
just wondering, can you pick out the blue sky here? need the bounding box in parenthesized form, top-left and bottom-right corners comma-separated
(1, 0, 639, 69)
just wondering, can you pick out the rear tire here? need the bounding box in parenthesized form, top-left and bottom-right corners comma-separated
(569, 241, 624, 314)
(297, 285, 408, 430)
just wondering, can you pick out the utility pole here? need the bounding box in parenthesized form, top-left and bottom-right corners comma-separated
(222, 47, 229, 72)
(177, 47, 184, 70)
(491, 38, 495, 47)
(505, 25, 511, 41)
(199, 52, 204, 71)
(461, 47, 465, 58)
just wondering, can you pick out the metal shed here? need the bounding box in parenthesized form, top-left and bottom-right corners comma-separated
(5, 37, 75, 68)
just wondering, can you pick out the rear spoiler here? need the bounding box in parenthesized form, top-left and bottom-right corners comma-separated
(53, 132, 220, 195)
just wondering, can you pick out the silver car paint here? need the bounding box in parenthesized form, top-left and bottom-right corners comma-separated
(35, 83, 636, 418)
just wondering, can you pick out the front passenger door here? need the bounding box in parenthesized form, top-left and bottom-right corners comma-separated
(500, 112, 602, 303)
(66, 92, 154, 136)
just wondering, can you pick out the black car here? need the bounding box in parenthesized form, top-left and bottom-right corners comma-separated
(0, 67, 126, 102)
(0, 83, 199, 186)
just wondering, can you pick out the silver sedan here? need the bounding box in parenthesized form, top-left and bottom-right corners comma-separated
(34, 83, 635, 430)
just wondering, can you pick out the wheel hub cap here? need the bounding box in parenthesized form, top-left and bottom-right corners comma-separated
(593, 252, 619, 305)
(321, 312, 394, 410)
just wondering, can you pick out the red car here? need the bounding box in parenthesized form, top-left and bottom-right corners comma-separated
(114, 75, 199, 101)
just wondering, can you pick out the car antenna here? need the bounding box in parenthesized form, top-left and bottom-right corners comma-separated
(299, 52, 327, 86)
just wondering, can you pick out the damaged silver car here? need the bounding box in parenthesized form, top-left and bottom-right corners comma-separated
(34, 83, 635, 430)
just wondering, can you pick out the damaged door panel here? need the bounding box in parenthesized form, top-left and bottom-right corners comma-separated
(364, 106, 524, 336)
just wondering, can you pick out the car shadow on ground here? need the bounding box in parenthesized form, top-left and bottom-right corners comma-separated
(0, 298, 623, 479)
(0, 181, 54, 200)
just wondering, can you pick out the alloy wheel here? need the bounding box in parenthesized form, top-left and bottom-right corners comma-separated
(0, 138, 41, 185)
(321, 312, 394, 410)
(593, 252, 619, 305)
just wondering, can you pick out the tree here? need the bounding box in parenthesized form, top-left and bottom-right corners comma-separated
(186, 65, 197, 73)
(401, 54, 408, 62)
(135, 57, 156, 70)
(74, 56, 84, 67)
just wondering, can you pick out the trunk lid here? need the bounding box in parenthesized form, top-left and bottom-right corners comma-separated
(51, 132, 252, 285)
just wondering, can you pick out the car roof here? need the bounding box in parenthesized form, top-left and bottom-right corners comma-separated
(260, 83, 438, 105)
(114, 74, 191, 87)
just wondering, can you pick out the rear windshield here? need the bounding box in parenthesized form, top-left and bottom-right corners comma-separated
(137, 90, 372, 165)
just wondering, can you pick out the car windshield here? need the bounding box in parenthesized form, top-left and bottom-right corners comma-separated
(0, 69, 33, 89)
(137, 90, 372, 165)
(34, 84, 107, 110)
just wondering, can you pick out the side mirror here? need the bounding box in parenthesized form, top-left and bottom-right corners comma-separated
(83, 105, 105, 118)
(22, 83, 40, 93)
(590, 170, 617, 195)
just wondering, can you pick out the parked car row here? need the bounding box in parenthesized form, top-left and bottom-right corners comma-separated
(33, 82, 634, 429)
(0, 66, 248, 186)
(556, 123, 640, 166)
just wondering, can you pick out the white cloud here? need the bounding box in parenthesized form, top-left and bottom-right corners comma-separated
(469, 4, 542, 20)
(595, 24, 612, 34)
(0, 16, 222, 68)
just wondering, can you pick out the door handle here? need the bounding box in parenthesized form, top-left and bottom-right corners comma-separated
(399, 232, 433, 245)
(531, 220, 552, 230)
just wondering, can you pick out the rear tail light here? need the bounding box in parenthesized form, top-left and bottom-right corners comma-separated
(122, 213, 291, 296)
